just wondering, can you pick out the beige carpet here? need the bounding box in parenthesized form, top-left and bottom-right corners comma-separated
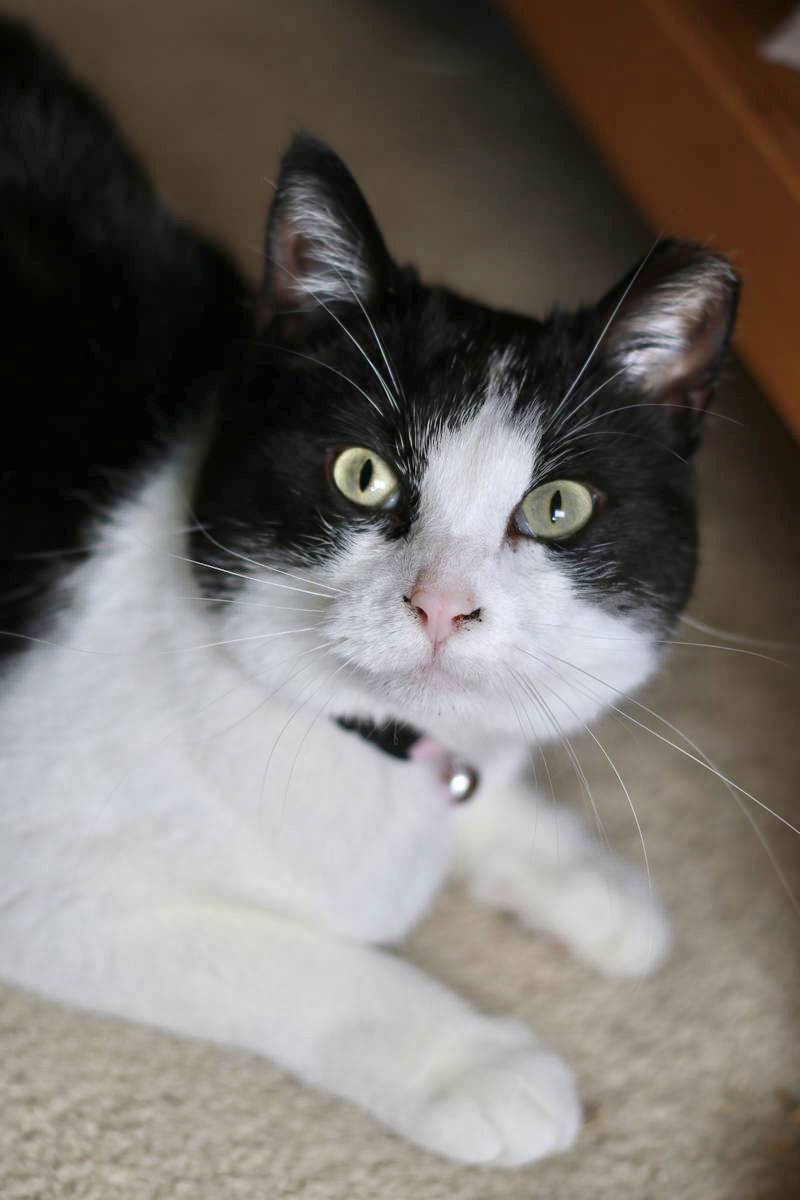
(2, 2, 799, 1196)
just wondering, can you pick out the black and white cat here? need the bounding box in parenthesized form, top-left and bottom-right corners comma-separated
(0, 20, 738, 1166)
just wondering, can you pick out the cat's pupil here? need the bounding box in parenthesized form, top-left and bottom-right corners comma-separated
(550, 489, 564, 524)
(359, 458, 374, 492)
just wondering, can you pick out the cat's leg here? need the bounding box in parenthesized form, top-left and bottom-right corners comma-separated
(452, 783, 671, 977)
(50, 902, 580, 1166)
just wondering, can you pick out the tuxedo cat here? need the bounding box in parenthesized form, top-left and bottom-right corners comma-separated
(0, 18, 738, 1166)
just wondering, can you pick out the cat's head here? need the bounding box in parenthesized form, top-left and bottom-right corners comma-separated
(191, 135, 738, 743)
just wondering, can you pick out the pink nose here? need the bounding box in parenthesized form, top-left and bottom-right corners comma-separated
(408, 586, 481, 648)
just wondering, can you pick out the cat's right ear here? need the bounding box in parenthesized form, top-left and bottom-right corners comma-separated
(259, 134, 395, 335)
(592, 239, 739, 449)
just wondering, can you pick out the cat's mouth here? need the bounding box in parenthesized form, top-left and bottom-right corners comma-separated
(345, 645, 472, 702)
(418, 653, 464, 684)
(394, 648, 480, 696)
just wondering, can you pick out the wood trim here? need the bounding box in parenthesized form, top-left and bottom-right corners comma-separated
(499, 0, 800, 440)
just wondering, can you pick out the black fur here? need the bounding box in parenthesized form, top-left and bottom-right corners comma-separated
(335, 716, 423, 760)
(0, 19, 739, 662)
(0, 18, 247, 654)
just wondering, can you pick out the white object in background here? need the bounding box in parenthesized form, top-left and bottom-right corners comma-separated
(761, 7, 800, 72)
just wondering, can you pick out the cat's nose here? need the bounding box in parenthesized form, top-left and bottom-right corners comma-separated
(407, 585, 481, 648)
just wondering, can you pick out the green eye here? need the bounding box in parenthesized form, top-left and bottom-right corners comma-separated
(516, 479, 595, 541)
(332, 446, 399, 509)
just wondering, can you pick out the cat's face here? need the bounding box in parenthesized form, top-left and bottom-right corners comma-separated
(191, 136, 738, 743)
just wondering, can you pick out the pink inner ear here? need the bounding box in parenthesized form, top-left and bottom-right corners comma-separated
(670, 313, 729, 411)
(613, 280, 735, 410)
(271, 223, 311, 307)
(597, 242, 738, 416)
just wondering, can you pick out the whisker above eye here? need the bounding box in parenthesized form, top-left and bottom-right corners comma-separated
(547, 428, 690, 466)
(261, 341, 385, 419)
(565, 400, 742, 442)
(549, 366, 627, 437)
(548, 237, 662, 429)
(265, 255, 398, 415)
(328, 266, 402, 407)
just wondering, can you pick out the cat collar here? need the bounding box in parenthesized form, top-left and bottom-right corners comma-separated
(335, 716, 479, 803)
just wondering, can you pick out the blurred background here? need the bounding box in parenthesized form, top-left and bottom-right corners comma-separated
(1, 2, 799, 1198)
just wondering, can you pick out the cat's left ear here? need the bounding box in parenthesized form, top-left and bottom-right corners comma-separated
(260, 133, 395, 332)
(597, 239, 739, 445)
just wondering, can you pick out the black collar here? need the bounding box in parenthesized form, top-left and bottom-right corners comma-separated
(334, 715, 479, 802)
(335, 715, 422, 760)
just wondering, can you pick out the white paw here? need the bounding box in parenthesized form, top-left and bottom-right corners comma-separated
(470, 846, 671, 978)
(398, 1022, 581, 1166)
(527, 854, 672, 978)
(545, 855, 671, 978)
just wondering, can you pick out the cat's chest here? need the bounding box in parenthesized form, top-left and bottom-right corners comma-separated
(180, 702, 457, 940)
(0, 616, 456, 945)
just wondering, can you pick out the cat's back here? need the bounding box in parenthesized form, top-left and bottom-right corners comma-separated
(0, 17, 249, 656)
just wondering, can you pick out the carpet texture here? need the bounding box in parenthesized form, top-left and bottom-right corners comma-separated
(2, 2, 799, 1197)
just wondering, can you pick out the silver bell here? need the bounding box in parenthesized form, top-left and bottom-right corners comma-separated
(445, 762, 479, 803)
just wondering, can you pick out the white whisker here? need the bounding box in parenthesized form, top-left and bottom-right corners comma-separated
(516, 619, 788, 665)
(0, 622, 317, 659)
(332, 268, 402, 405)
(564, 400, 741, 442)
(93, 642, 334, 824)
(680, 613, 800, 655)
(267, 255, 397, 414)
(168, 553, 337, 600)
(167, 626, 319, 654)
(549, 366, 627, 437)
(517, 654, 649, 888)
(548, 237, 661, 428)
(528, 646, 800, 839)
(191, 518, 343, 595)
(550, 427, 689, 465)
(510, 667, 612, 859)
(258, 659, 347, 840)
(177, 596, 327, 613)
(528, 645, 800, 916)
(500, 676, 541, 795)
(203, 641, 336, 746)
(263, 342, 385, 419)
(282, 659, 358, 813)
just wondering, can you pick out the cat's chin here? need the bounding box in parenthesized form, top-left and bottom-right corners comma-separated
(411, 653, 465, 686)
(353, 654, 497, 719)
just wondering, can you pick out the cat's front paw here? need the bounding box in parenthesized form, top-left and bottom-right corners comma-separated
(399, 1022, 581, 1166)
(469, 843, 671, 978)
(540, 855, 672, 978)
(504, 853, 671, 979)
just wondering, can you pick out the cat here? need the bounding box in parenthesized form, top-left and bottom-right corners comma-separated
(0, 17, 738, 1167)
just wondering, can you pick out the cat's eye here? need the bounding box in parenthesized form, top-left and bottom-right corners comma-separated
(514, 480, 595, 541)
(332, 447, 400, 509)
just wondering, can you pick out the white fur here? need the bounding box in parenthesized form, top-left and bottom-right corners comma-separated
(277, 182, 371, 309)
(0, 367, 668, 1165)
